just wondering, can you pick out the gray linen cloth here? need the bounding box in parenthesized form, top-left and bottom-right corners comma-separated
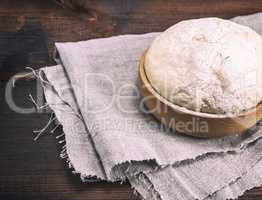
(38, 13, 262, 200)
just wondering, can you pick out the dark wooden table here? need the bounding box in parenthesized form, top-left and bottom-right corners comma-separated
(1, 1, 262, 199)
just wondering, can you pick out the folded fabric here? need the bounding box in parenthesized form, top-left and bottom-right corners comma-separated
(38, 12, 262, 200)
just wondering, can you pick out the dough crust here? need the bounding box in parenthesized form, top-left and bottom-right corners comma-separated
(145, 18, 262, 114)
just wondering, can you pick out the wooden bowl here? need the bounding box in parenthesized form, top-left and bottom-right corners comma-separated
(138, 50, 262, 138)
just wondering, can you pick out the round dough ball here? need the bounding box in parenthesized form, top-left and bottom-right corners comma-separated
(145, 17, 262, 114)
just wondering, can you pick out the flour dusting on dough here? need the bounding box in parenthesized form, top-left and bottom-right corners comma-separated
(145, 18, 262, 114)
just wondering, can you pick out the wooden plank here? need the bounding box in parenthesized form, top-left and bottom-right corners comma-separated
(0, 1, 262, 199)
(1, 0, 262, 79)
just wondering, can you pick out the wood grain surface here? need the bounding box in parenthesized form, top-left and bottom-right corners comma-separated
(1, 0, 262, 199)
